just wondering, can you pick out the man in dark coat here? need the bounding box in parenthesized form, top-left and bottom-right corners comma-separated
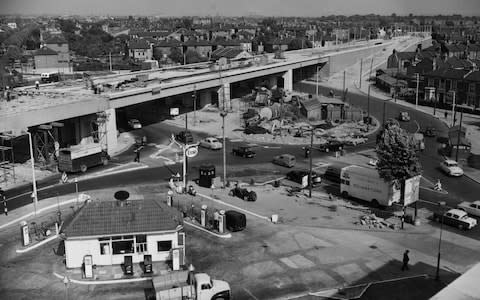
(402, 250, 410, 271)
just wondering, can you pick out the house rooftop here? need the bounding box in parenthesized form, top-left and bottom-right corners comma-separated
(34, 46, 58, 56)
(63, 199, 183, 238)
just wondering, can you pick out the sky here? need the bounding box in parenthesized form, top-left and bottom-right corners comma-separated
(2, 0, 480, 17)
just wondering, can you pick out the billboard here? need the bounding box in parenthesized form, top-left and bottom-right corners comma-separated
(403, 175, 421, 206)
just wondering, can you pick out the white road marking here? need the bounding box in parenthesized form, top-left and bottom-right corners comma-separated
(243, 288, 260, 300)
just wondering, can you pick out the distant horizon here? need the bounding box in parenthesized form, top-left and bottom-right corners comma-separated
(2, 0, 480, 18)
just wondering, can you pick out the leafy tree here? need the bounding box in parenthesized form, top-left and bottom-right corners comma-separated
(375, 119, 422, 202)
(288, 38, 312, 50)
(168, 47, 183, 64)
(184, 49, 207, 64)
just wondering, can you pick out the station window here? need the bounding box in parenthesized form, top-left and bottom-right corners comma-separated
(157, 240, 172, 252)
(136, 235, 147, 253)
(112, 240, 134, 255)
(100, 242, 110, 255)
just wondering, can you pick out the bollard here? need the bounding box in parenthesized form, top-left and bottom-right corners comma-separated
(201, 205, 207, 227)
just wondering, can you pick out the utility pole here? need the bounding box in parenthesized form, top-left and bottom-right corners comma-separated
(109, 52, 112, 72)
(220, 111, 228, 188)
(415, 73, 419, 109)
(359, 58, 363, 89)
(26, 131, 38, 216)
(192, 85, 197, 126)
(343, 71, 346, 95)
(184, 111, 188, 192)
(455, 109, 464, 162)
(367, 85, 371, 129)
(316, 66, 320, 98)
(451, 91, 456, 127)
(369, 57, 374, 80)
(308, 128, 314, 198)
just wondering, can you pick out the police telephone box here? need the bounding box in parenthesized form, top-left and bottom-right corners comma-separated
(199, 164, 216, 188)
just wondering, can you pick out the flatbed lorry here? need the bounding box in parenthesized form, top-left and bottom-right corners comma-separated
(153, 270, 230, 300)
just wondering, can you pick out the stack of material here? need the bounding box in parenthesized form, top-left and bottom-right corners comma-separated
(358, 213, 397, 229)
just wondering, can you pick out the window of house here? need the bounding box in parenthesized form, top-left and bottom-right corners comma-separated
(452, 80, 457, 89)
(136, 235, 147, 253)
(157, 240, 172, 252)
(446, 80, 451, 90)
(470, 83, 476, 93)
(112, 240, 134, 254)
(100, 242, 110, 255)
(434, 79, 439, 87)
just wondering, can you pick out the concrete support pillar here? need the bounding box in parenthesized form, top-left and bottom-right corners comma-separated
(199, 90, 211, 108)
(98, 108, 117, 155)
(283, 69, 293, 91)
(218, 83, 230, 110)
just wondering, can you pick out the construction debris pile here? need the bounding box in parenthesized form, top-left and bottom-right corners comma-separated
(356, 213, 398, 230)
(239, 86, 373, 145)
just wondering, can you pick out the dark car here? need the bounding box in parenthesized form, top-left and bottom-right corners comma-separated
(232, 146, 256, 158)
(286, 170, 322, 186)
(176, 131, 194, 144)
(229, 186, 257, 201)
(424, 126, 436, 137)
(323, 165, 342, 183)
(316, 141, 345, 152)
(225, 210, 246, 232)
(244, 126, 269, 135)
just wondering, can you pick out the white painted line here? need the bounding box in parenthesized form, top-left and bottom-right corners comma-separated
(230, 139, 244, 143)
(0, 197, 80, 230)
(95, 162, 139, 175)
(243, 287, 260, 300)
(16, 234, 59, 253)
(184, 221, 232, 239)
(91, 165, 149, 178)
(53, 272, 151, 285)
(197, 193, 271, 222)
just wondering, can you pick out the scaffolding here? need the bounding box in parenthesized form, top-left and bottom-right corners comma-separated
(0, 134, 15, 184)
(92, 111, 109, 152)
(31, 122, 63, 169)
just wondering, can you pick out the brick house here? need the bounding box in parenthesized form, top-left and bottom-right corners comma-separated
(128, 39, 153, 61)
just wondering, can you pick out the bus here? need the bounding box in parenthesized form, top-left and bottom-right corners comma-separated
(58, 143, 109, 173)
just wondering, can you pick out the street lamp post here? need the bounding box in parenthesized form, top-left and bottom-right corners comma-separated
(308, 128, 314, 198)
(316, 66, 321, 98)
(415, 73, 420, 109)
(451, 91, 456, 127)
(367, 85, 371, 128)
(436, 201, 446, 281)
(63, 275, 69, 300)
(74, 177, 79, 209)
(455, 106, 466, 162)
(220, 111, 228, 188)
(26, 130, 38, 215)
(359, 58, 363, 89)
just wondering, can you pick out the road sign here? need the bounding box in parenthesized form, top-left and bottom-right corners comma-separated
(185, 146, 199, 158)
(61, 172, 68, 184)
(170, 107, 179, 116)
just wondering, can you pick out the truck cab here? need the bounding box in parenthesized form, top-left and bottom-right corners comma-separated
(195, 273, 231, 300)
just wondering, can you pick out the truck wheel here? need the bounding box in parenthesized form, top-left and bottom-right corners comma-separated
(243, 195, 249, 201)
(371, 199, 380, 208)
(458, 224, 464, 230)
(341, 191, 348, 198)
(80, 164, 87, 173)
(325, 148, 330, 153)
(434, 216, 440, 222)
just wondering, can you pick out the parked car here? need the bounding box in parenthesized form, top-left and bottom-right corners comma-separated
(432, 208, 477, 230)
(244, 126, 269, 135)
(440, 159, 464, 177)
(232, 146, 256, 158)
(272, 154, 296, 168)
(128, 119, 142, 129)
(199, 137, 222, 150)
(286, 170, 322, 186)
(398, 111, 410, 122)
(458, 200, 480, 218)
(176, 131, 194, 144)
(229, 186, 257, 202)
(225, 210, 246, 232)
(316, 141, 345, 152)
(424, 126, 436, 137)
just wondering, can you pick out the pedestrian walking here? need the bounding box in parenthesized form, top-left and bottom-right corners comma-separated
(401, 250, 410, 271)
(444, 111, 448, 119)
(133, 148, 140, 162)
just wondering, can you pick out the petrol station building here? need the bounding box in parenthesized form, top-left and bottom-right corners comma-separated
(62, 198, 185, 269)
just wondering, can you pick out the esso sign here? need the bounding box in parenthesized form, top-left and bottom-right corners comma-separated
(185, 146, 198, 158)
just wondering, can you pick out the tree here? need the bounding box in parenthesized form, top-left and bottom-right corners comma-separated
(168, 47, 183, 64)
(375, 119, 422, 203)
(184, 49, 207, 64)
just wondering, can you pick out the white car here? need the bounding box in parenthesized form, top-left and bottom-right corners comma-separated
(128, 119, 142, 129)
(440, 159, 463, 176)
(199, 137, 222, 150)
(458, 200, 480, 218)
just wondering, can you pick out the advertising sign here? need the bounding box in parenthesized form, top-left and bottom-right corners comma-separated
(172, 248, 180, 271)
(185, 146, 198, 158)
(301, 175, 308, 188)
(84, 255, 93, 279)
(403, 175, 421, 206)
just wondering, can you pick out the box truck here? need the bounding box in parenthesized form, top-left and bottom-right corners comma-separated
(153, 270, 231, 300)
(340, 165, 420, 207)
(58, 143, 109, 173)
